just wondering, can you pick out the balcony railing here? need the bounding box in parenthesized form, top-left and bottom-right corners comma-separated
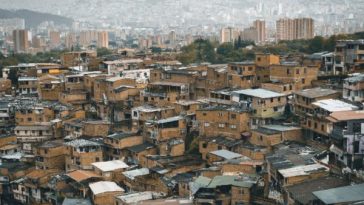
(141, 91, 167, 98)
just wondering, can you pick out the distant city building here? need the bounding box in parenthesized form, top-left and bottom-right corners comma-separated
(220, 27, 239, 43)
(32, 35, 46, 49)
(168, 30, 177, 45)
(13, 29, 29, 53)
(65, 32, 77, 49)
(253, 20, 266, 43)
(276, 17, 314, 41)
(240, 27, 258, 43)
(80, 30, 98, 47)
(49, 31, 61, 48)
(97, 31, 109, 48)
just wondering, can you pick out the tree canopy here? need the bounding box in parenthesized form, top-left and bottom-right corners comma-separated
(177, 39, 255, 65)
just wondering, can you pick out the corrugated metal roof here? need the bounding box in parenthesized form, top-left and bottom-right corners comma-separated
(89, 181, 124, 195)
(313, 99, 358, 112)
(156, 116, 183, 124)
(92, 160, 129, 172)
(209, 149, 242, 160)
(190, 176, 211, 195)
(278, 163, 329, 178)
(122, 168, 150, 180)
(313, 183, 364, 204)
(116, 192, 165, 203)
(62, 198, 92, 205)
(64, 139, 101, 147)
(67, 170, 101, 182)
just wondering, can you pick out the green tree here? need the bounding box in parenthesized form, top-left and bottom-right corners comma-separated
(96, 47, 113, 57)
(308, 36, 325, 53)
(151, 47, 162, 54)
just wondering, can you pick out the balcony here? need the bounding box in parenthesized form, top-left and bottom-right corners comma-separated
(330, 127, 350, 141)
(35, 156, 44, 162)
(141, 90, 167, 98)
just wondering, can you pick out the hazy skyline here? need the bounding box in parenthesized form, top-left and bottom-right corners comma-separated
(0, 0, 363, 29)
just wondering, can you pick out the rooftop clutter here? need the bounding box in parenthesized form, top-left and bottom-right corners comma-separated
(0, 48, 364, 205)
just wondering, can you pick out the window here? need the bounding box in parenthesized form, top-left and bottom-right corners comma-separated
(218, 112, 223, 117)
(321, 124, 324, 131)
(302, 78, 305, 84)
(239, 188, 244, 195)
(231, 114, 236, 119)
(218, 145, 222, 150)
(270, 98, 274, 103)
(230, 125, 237, 129)
(95, 157, 100, 162)
(202, 143, 207, 148)
(259, 135, 263, 141)
(218, 123, 225, 128)
(287, 69, 290, 75)
(273, 107, 278, 112)
(353, 122, 361, 133)
(27, 118, 32, 122)
(314, 122, 318, 129)
(204, 122, 210, 127)
(203, 112, 207, 116)
(278, 97, 281, 102)
(228, 75, 232, 80)
(133, 111, 138, 117)
(308, 120, 311, 127)
(257, 57, 261, 62)
(296, 69, 300, 74)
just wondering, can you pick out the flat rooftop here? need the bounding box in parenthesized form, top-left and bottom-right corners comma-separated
(267, 142, 318, 170)
(107, 132, 139, 140)
(344, 74, 364, 83)
(233, 88, 285, 99)
(64, 139, 101, 148)
(262, 124, 301, 132)
(132, 105, 174, 113)
(294, 87, 338, 99)
(150, 81, 187, 87)
(201, 136, 244, 148)
(253, 127, 281, 135)
(313, 99, 358, 112)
